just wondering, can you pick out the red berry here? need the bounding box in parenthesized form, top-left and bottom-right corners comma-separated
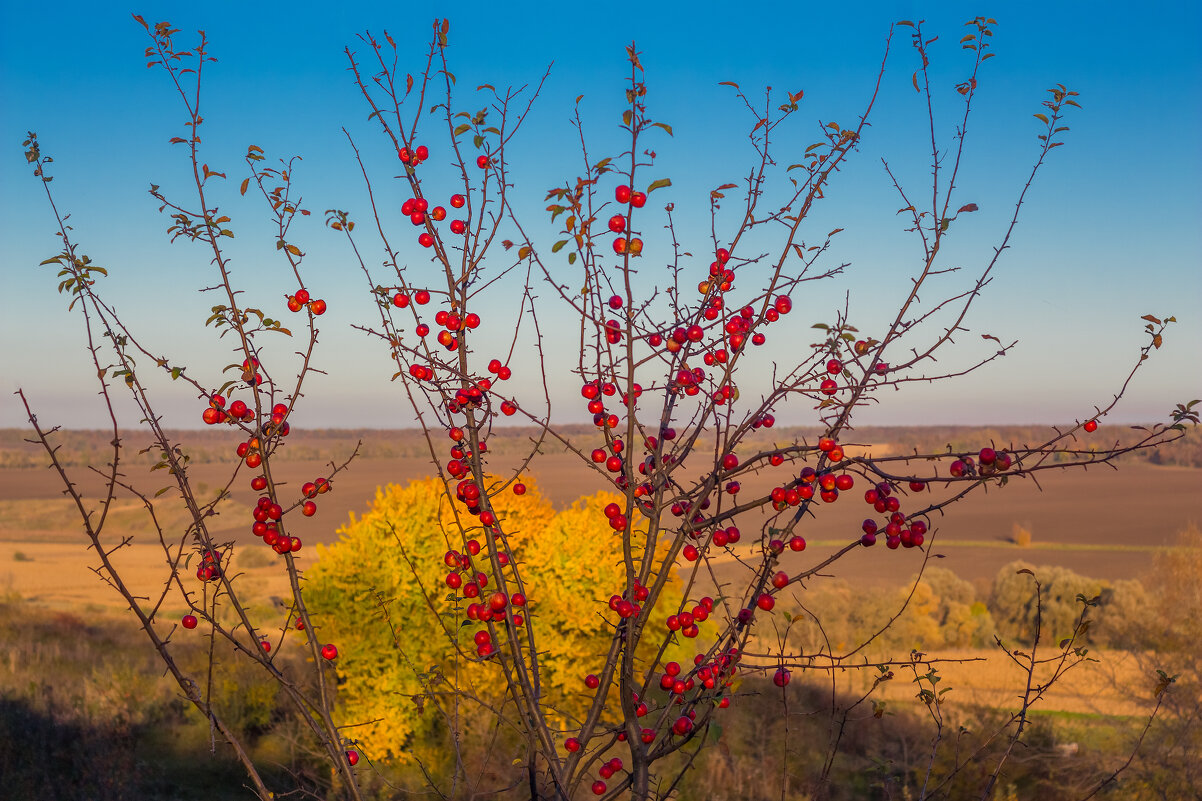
(615, 185, 632, 203)
(1084, 419, 1098, 433)
(181, 614, 198, 629)
(418, 232, 435, 248)
(346, 750, 359, 766)
(630, 191, 647, 208)
(476, 154, 489, 168)
(450, 193, 466, 208)
(608, 215, 626, 233)
(321, 643, 338, 660)
(450, 219, 466, 234)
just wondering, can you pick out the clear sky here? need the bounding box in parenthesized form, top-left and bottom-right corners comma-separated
(2, 1, 1199, 430)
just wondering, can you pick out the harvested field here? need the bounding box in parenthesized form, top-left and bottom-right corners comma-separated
(3, 458, 1194, 586)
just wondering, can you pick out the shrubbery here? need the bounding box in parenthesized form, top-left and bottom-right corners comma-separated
(307, 477, 684, 770)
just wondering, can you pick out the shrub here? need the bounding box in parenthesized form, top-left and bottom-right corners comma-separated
(16, 13, 1194, 800)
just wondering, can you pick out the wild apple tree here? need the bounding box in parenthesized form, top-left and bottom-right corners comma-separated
(18, 14, 1195, 801)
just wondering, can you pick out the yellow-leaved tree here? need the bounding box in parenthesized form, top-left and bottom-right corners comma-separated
(307, 476, 684, 769)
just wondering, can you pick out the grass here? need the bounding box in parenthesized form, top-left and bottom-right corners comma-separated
(798, 538, 1168, 552)
(0, 496, 251, 543)
(0, 540, 310, 613)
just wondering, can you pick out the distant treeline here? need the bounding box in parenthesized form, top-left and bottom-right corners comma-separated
(2, 423, 1199, 469)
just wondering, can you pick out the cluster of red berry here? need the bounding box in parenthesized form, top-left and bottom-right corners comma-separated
(442, 538, 528, 656)
(395, 153, 471, 248)
(195, 549, 223, 582)
(285, 287, 326, 315)
(608, 184, 648, 257)
(859, 479, 929, 550)
(568, 645, 741, 780)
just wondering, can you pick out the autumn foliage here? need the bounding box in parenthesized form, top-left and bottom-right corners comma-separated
(308, 477, 684, 766)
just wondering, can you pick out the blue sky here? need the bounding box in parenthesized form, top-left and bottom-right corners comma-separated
(2, 1, 1199, 430)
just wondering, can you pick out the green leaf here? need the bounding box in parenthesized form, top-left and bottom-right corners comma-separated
(652, 122, 673, 136)
(171, 367, 183, 380)
(552, 240, 568, 253)
(647, 178, 671, 193)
